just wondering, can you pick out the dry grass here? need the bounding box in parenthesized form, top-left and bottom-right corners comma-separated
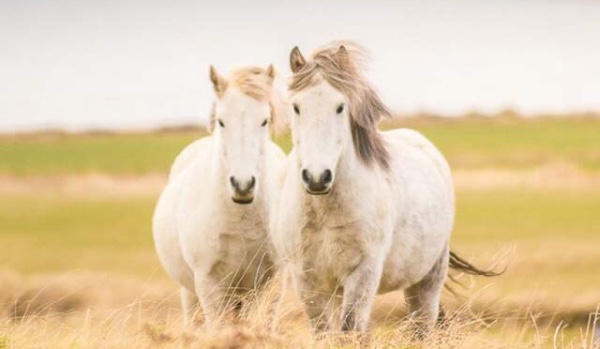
(0, 270, 177, 319)
(0, 271, 599, 349)
(0, 173, 166, 198)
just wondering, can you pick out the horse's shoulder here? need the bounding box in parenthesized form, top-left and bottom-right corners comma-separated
(168, 137, 212, 180)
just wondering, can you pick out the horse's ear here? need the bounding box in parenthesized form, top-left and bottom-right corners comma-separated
(336, 45, 350, 66)
(290, 46, 306, 73)
(209, 65, 227, 97)
(265, 64, 275, 80)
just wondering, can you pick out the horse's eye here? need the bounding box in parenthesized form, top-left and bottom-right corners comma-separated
(261, 119, 268, 127)
(293, 104, 300, 115)
(336, 104, 345, 114)
(218, 120, 225, 128)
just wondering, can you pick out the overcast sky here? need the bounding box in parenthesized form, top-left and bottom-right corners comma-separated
(1, 0, 599, 132)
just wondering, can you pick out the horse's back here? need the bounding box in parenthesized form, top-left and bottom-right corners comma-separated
(382, 127, 454, 226)
(378, 128, 454, 290)
(168, 137, 211, 180)
(382, 128, 452, 187)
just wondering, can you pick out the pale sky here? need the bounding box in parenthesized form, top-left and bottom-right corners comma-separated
(1, 0, 599, 132)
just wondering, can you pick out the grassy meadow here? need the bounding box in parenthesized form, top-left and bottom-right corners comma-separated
(0, 116, 599, 348)
(1, 117, 598, 175)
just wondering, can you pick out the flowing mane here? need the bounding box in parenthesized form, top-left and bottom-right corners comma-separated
(289, 41, 391, 169)
(230, 66, 274, 101)
(209, 66, 283, 132)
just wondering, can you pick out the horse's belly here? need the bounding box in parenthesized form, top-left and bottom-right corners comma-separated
(375, 132, 454, 293)
(378, 261, 416, 293)
(378, 226, 449, 293)
(153, 179, 195, 290)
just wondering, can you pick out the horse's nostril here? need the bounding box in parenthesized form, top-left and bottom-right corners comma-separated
(301, 169, 311, 184)
(248, 176, 256, 190)
(230, 176, 237, 188)
(321, 169, 332, 185)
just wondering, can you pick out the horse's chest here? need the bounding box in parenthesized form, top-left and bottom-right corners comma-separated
(208, 220, 273, 287)
(221, 224, 270, 259)
(213, 212, 269, 259)
(182, 205, 271, 278)
(300, 216, 365, 290)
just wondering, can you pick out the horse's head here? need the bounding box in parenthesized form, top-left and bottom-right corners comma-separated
(209, 65, 277, 204)
(288, 42, 390, 195)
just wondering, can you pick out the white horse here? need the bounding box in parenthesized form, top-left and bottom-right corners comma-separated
(271, 42, 495, 336)
(153, 65, 286, 327)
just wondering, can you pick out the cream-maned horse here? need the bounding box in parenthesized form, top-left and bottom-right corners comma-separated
(271, 42, 496, 336)
(153, 65, 286, 327)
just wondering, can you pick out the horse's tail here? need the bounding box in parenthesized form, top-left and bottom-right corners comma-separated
(448, 250, 505, 277)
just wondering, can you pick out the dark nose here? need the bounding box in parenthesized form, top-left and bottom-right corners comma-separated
(230, 176, 256, 195)
(301, 169, 333, 194)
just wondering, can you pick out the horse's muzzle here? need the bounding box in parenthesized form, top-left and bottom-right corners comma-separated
(305, 188, 331, 196)
(230, 175, 256, 204)
(232, 196, 254, 204)
(302, 169, 333, 195)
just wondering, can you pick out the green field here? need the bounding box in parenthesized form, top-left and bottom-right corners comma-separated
(0, 132, 201, 176)
(1, 117, 598, 175)
(2, 187, 598, 312)
(385, 117, 600, 171)
(0, 195, 156, 275)
(1, 117, 599, 348)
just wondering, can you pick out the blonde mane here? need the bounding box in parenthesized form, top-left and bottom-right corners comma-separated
(209, 66, 282, 132)
(289, 41, 391, 169)
(230, 66, 274, 101)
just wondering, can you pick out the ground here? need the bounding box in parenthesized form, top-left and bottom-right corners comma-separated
(0, 116, 599, 348)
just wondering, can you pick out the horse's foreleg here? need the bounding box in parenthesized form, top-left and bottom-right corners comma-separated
(340, 257, 383, 332)
(299, 277, 336, 332)
(180, 286, 198, 327)
(194, 274, 239, 328)
(268, 263, 297, 332)
(404, 246, 449, 338)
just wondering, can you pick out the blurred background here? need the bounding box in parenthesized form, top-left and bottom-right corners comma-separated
(0, 0, 598, 348)
(2, 0, 600, 131)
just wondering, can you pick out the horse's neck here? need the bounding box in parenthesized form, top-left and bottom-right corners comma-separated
(334, 144, 363, 188)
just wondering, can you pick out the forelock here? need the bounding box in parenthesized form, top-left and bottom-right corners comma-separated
(229, 67, 273, 101)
